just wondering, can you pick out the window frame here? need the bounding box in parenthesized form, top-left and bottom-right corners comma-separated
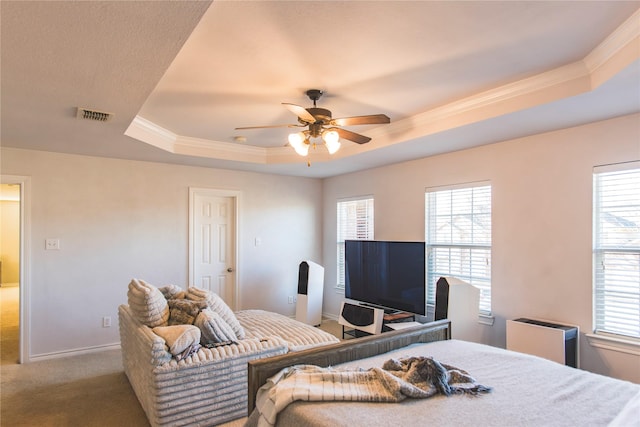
(425, 181, 492, 315)
(336, 196, 374, 290)
(592, 161, 640, 341)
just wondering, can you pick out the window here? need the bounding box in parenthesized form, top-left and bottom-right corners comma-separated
(425, 182, 492, 314)
(593, 162, 640, 339)
(336, 197, 374, 289)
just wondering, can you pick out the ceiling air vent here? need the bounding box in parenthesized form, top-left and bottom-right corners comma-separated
(76, 107, 113, 122)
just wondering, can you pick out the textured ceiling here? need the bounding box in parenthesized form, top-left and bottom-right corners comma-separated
(2, 1, 639, 178)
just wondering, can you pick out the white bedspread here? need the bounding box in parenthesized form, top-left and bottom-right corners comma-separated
(254, 356, 491, 427)
(247, 339, 640, 427)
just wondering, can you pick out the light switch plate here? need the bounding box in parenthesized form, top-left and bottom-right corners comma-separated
(45, 238, 60, 250)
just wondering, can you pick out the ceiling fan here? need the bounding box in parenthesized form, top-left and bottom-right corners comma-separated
(235, 89, 390, 158)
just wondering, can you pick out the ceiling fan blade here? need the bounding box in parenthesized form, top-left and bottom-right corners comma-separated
(336, 128, 371, 144)
(331, 114, 390, 126)
(283, 103, 316, 123)
(235, 124, 302, 130)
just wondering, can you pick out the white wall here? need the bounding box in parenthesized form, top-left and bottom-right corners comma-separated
(1, 148, 322, 359)
(3, 113, 639, 381)
(322, 113, 640, 382)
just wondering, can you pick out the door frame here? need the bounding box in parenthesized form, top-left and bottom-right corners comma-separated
(188, 188, 241, 310)
(1, 174, 31, 364)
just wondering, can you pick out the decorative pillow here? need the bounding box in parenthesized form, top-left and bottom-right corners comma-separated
(152, 325, 200, 356)
(167, 299, 208, 325)
(195, 308, 238, 344)
(187, 287, 246, 339)
(159, 284, 186, 300)
(127, 279, 169, 327)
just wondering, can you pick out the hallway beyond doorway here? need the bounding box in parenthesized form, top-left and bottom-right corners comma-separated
(0, 285, 19, 365)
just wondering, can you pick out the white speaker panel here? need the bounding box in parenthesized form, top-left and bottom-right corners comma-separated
(296, 261, 324, 326)
(436, 276, 480, 341)
(338, 301, 384, 335)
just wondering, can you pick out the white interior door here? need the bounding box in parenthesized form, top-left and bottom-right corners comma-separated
(190, 189, 237, 309)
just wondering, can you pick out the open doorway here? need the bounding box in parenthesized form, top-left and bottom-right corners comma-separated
(1, 175, 30, 364)
(1, 183, 20, 364)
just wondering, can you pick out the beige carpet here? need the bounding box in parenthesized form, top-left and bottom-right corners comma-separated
(1, 285, 20, 365)
(0, 288, 342, 426)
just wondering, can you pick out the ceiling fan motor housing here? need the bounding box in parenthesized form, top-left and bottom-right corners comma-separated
(304, 89, 332, 127)
(306, 107, 332, 123)
(308, 122, 324, 138)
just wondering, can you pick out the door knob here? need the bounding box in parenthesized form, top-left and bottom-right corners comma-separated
(227, 268, 234, 273)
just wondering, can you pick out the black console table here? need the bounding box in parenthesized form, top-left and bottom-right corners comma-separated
(342, 311, 415, 339)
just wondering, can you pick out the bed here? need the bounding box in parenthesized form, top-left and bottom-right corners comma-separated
(246, 320, 640, 427)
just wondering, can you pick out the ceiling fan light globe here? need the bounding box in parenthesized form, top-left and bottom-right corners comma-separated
(288, 132, 304, 145)
(294, 144, 310, 156)
(288, 132, 309, 156)
(325, 139, 341, 155)
(322, 129, 339, 144)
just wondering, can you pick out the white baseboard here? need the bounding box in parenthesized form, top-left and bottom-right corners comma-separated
(28, 342, 121, 362)
(322, 312, 339, 321)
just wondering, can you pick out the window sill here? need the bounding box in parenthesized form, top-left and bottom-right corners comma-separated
(586, 333, 640, 356)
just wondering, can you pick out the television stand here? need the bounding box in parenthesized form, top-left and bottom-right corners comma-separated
(357, 303, 405, 316)
(359, 302, 391, 313)
(383, 311, 415, 323)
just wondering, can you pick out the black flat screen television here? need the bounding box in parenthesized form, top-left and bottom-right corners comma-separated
(344, 240, 426, 315)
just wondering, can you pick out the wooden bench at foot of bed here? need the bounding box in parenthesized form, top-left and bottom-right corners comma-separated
(247, 319, 451, 412)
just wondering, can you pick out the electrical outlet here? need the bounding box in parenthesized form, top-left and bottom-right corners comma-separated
(102, 316, 111, 328)
(293, 295, 297, 303)
(287, 296, 293, 304)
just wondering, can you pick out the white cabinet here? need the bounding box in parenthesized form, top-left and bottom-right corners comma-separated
(506, 318, 579, 367)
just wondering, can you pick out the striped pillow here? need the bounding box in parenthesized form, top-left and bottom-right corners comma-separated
(195, 309, 238, 344)
(127, 279, 169, 327)
(186, 287, 246, 339)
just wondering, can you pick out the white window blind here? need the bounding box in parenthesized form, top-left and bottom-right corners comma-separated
(593, 163, 640, 339)
(337, 197, 374, 289)
(425, 183, 492, 314)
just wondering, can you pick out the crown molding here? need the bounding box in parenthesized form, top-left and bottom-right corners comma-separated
(124, 115, 176, 152)
(358, 59, 592, 152)
(175, 135, 267, 163)
(365, 13, 639, 152)
(584, 8, 640, 73)
(126, 115, 309, 163)
(126, 10, 640, 164)
(408, 61, 590, 129)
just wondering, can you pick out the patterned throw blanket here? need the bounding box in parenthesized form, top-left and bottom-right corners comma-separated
(253, 356, 491, 427)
